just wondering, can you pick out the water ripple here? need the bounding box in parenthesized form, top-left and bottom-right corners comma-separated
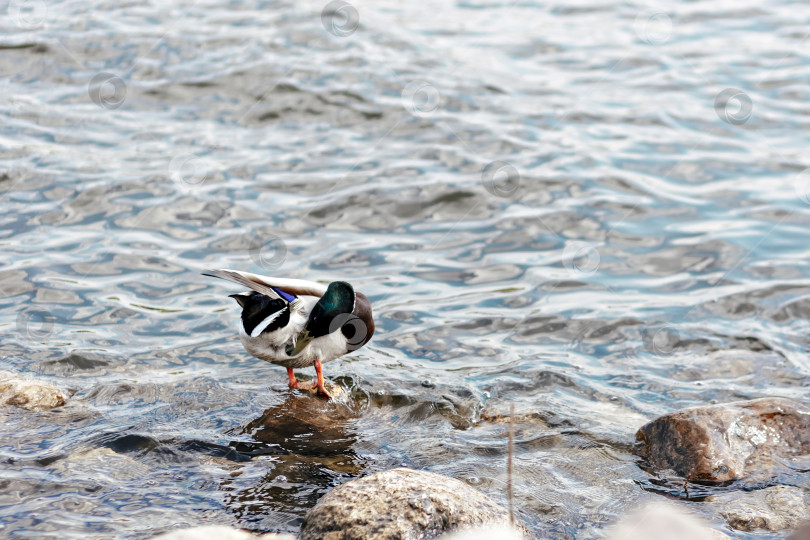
(1, 1, 810, 538)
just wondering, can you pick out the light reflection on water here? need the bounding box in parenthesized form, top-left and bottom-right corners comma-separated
(1, 1, 809, 538)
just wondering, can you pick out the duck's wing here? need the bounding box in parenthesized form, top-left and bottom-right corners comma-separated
(202, 269, 328, 299)
(203, 269, 281, 300)
(236, 294, 292, 338)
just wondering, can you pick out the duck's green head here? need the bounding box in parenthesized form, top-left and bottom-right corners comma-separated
(302, 281, 355, 340)
(319, 281, 355, 314)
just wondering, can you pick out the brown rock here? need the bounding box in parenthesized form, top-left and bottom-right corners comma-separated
(635, 397, 810, 482)
(0, 371, 66, 412)
(299, 468, 532, 540)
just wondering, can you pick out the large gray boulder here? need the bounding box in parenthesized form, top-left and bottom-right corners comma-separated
(299, 468, 531, 540)
(635, 397, 810, 482)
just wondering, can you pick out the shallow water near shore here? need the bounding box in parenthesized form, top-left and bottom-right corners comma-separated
(1, 0, 810, 538)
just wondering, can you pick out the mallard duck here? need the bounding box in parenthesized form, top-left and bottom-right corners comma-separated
(203, 269, 374, 398)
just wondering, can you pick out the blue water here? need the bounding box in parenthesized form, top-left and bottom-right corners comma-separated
(1, 1, 809, 538)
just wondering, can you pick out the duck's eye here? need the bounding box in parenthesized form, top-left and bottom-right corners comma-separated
(343, 324, 356, 339)
(328, 313, 368, 350)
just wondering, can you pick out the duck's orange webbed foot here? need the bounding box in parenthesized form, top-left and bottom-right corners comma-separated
(287, 365, 331, 398)
(287, 367, 307, 390)
(312, 359, 332, 399)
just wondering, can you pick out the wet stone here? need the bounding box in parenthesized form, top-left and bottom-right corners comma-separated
(635, 397, 810, 482)
(222, 393, 365, 525)
(0, 370, 66, 412)
(708, 486, 809, 532)
(299, 468, 532, 540)
(241, 392, 361, 457)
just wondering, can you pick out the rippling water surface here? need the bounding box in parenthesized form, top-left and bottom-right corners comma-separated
(2, 1, 810, 538)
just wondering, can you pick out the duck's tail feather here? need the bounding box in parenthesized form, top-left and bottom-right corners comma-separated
(202, 269, 329, 298)
(202, 269, 283, 300)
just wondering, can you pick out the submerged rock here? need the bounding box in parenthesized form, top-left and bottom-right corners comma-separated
(635, 397, 810, 482)
(0, 370, 66, 412)
(53, 447, 151, 482)
(604, 501, 730, 540)
(150, 526, 294, 540)
(708, 486, 809, 532)
(299, 468, 531, 540)
(222, 393, 365, 526)
(242, 392, 360, 457)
